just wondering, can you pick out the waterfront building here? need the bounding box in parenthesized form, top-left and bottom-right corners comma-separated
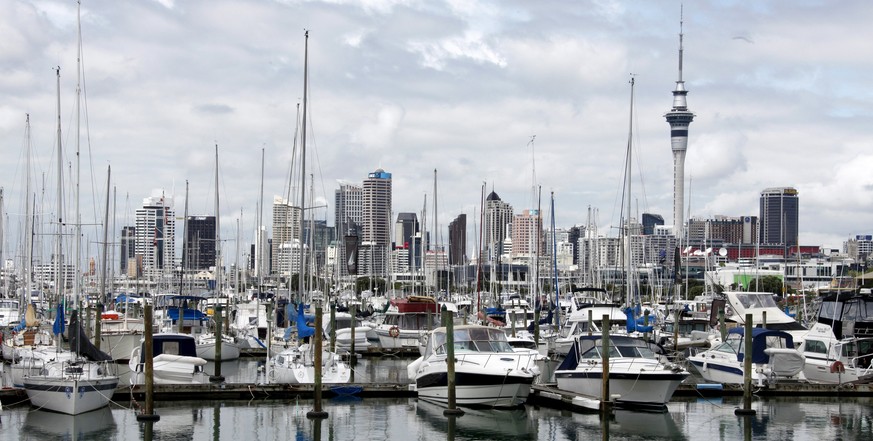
(759, 187, 799, 248)
(134, 195, 175, 276)
(361, 169, 392, 277)
(183, 216, 216, 271)
(687, 215, 758, 246)
(334, 182, 362, 277)
(844, 235, 873, 264)
(664, 17, 695, 238)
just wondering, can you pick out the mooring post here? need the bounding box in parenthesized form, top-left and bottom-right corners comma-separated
(210, 305, 224, 382)
(735, 313, 756, 416)
(137, 303, 160, 422)
(443, 304, 464, 416)
(307, 304, 328, 419)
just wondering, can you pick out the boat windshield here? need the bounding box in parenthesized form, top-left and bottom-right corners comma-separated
(578, 340, 658, 360)
(435, 327, 513, 354)
(734, 293, 778, 309)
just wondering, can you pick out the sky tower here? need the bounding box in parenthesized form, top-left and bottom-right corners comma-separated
(665, 11, 695, 239)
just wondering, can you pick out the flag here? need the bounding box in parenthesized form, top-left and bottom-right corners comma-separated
(52, 302, 65, 335)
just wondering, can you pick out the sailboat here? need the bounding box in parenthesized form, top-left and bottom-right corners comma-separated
(269, 31, 350, 385)
(553, 78, 689, 409)
(23, 11, 119, 413)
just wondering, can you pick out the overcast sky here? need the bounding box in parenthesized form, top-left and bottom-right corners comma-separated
(2, 0, 872, 266)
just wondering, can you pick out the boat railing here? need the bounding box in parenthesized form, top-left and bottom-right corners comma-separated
(451, 351, 538, 372)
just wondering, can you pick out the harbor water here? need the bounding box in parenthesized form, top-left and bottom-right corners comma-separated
(2, 359, 872, 440)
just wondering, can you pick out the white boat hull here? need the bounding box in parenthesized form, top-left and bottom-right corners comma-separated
(270, 345, 351, 384)
(416, 381, 532, 408)
(196, 341, 241, 361)
(23, 376, 118, 415)
(555, 359, 688, 407)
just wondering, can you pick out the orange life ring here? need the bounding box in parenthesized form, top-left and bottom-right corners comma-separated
(388, 326, 400, 338)
(830, 361, 845, 374)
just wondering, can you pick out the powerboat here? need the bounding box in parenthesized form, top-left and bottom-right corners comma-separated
(554, 335, 689, 408)
(409, 324, 540, 408)
(688, 327, 805, 386)
(375, 296, 440, 352)
(129, 333, 209, 384)
(798, 322, 873, 384)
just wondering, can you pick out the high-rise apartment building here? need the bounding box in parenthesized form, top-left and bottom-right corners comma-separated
(511, 209, 542, 258)
(134, 195, 175, 275)
(759, 187, 799, 247)
(448, 214, 466, 266)
(271, 196, 302, 275)
(184, 216, 216, 270)
(484, 191, 513, 261)
(335, 182, 362, 277)
(361, 169, 392, 276)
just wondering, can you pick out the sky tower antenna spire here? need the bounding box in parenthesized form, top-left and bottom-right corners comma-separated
(665, 4, 695, 239)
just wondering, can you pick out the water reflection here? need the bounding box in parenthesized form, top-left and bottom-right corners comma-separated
(22, 407, 116, 440)
(4, 394, 873, 440)
(562, 407, 685, 440)
(414, 400, 535, 439)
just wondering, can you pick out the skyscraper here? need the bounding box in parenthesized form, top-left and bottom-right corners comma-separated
(759, 187, 799, 248)
(665, 15, 695, 238)
(395, 212, 419, 267)
(362, 169, 392, 276)
(134, 195, 175, 275)
(120, 226, 136, 274)
(334, 182, 362, 277)
(184, 216, 216, 270)
(642, 213, 665, 236)
(448, 213, 467, 266)
(484, 191, 513, 260)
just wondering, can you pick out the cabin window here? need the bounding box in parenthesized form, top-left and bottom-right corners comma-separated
(163, 341, 180, 355)
(803, 340, 828, 354)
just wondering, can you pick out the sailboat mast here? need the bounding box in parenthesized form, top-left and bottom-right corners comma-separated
(99, 166, 111, 305)
(432, 169, 438, 298)
(24, 116, 33, 307)
(215, 145, 221, 298)
(297, 30, 309, 303)
(624, 76, 635, 307)
(179, 181, 188, 296)
(54, 67, 64, 308)
(74, 0, 83, 308)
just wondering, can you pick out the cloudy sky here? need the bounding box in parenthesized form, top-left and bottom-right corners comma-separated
(1, 0, 872, 265)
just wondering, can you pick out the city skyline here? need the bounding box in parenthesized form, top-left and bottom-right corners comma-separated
(2, 0, 871, 269)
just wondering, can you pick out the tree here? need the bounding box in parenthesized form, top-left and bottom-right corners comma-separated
(747, 275, 785, 297)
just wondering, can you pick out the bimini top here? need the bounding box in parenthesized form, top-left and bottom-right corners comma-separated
(727, 327, 796, 363)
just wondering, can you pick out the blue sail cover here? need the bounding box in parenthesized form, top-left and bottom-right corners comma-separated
(52, 302, 65, 335)
(295, 302, 315, 339)
(623, 307, 654, 333)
